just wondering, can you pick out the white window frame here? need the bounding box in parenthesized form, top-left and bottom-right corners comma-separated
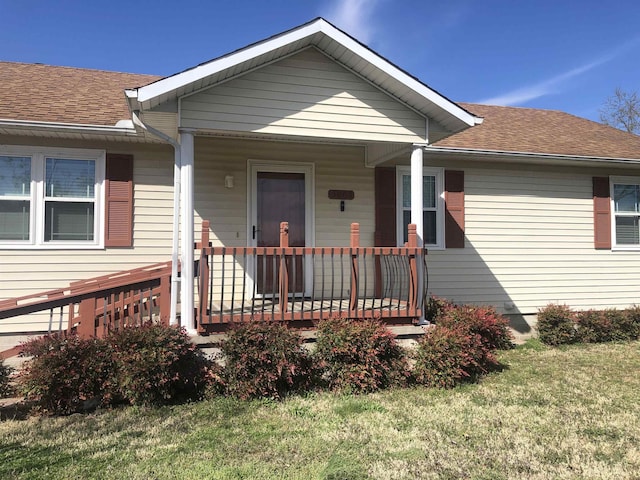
(0, 146, 105, 250)
(396, 166, 445, 249)
(610, 175, 640, 251)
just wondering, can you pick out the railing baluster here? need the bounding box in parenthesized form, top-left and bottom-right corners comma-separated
(209, 250, 214, 322)
(320, 249, 325, 317)
(311, 250, 316, 319)
(363, 250, 367, 313)
(48, 307, 53, 334)
(271, 253, 277, 318)
(291, 250, 296, 320)
(58, 305, 64, 332)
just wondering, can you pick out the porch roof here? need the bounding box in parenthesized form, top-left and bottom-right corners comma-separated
(125, 18, 482, 142)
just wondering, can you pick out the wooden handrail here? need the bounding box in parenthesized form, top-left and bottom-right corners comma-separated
(0, 261, 172, 321)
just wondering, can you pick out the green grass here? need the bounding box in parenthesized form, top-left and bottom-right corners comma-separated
(1, 340, 640, 479)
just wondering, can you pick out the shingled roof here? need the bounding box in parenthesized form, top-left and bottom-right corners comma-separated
(0, 61, 159, 126)
(1, 61, 639, 160)
(435, 102, 640, 160)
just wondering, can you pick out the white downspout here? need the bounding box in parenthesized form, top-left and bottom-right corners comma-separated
(131, 111, 181, 326)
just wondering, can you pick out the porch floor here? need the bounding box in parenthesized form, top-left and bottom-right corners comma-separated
(198, 296, 414, 326)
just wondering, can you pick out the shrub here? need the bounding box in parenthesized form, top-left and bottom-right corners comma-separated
(314, 318, 408, 393)
(413, 325, 481, 388)
(623, 306, 640, 340)
(435, 304, 514, 352)
(424, 296, 454, 323)
(537, 304, 577, 345)
(220, 321, 316, 400)
(575, 309, 632, 343)
(18, 333, 115, 415)
(0, 359, 14, 398)
(108, 323, 210, 406)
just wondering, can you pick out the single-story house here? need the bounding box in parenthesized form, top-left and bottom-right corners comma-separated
(2, 18, 640, 351)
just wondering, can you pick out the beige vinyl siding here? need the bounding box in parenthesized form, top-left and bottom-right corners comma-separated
(0, 137, 175, 335)
(191, 137, 374, 304)
(181, 48, 426, 143)
(426, 162, 640, 313)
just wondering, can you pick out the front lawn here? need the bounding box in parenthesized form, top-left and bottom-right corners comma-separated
(1, 340, 639, 479)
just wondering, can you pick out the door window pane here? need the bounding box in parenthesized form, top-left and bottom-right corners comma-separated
(0, 156, 31, 196)
(44, 201, 94, 241)
(46, 158, 95, 198)
(0, 200, 30, 240)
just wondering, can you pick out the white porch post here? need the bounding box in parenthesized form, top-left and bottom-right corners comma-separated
(179, 128, 196, 334)
(169, 146, 181, 325)
(410, 144, 424, 247)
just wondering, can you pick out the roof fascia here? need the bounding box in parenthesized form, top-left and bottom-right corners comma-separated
(133, 21, 323, 104)
(425, 145, 640, 167)
(130, 18, 481, 129)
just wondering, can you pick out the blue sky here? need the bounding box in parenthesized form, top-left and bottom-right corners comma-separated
(1, 0, 639, 122)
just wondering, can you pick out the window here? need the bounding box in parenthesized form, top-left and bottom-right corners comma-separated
(612, 177, 640, 248)
(0, 147, 105, 249)
(396, 167, 444, 248)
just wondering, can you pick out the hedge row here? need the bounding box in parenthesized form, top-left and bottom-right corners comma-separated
(537, 304, 640, 345)
(19, 324, 209, 414)
(18, 302, 514, 415)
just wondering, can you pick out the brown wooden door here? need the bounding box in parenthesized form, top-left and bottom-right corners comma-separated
(256, 172, 305, 295)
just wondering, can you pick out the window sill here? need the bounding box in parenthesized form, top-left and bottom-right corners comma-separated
(0, 243, 105, 251)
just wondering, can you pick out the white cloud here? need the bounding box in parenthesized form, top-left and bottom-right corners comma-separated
(478, 36, 640, 106)
(323, 0, 380, 44)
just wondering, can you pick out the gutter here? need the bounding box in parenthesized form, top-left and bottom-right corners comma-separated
(131, 111, 182, 326)
(0, 118, 139, 136)
(424, 145, 640, 166)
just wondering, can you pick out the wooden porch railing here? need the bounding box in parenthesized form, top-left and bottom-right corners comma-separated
(0, 262, 172, 344)
(195, 221, 427, 329)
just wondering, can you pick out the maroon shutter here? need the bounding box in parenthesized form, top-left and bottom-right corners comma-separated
(374, 167, 396, 246)
(593, 177, 611, 249)
(105, 153, 134, 247)
(445, 170, 465, 248)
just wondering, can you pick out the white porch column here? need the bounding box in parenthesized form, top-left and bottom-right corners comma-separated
(410, 144, 424, 247)
(179, 128, 196, 334)
(169, 146, 181, 326)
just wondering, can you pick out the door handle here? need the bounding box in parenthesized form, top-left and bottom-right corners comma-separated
(253, 225, 260, 240)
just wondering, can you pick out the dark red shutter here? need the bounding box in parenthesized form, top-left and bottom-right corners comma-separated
(445, 170, 465, 248)
(374, 167, 396, 246)
(105, 153, 134, 247)
(593, 177, 611, 249)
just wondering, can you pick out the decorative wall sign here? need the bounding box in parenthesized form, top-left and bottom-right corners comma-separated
(328, 190, 355, 200)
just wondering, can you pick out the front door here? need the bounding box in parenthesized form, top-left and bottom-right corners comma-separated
(250, 163, 313, 296)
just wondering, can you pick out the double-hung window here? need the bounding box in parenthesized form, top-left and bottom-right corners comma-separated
(611, 176, 640, 248)
(396, 167, 444, 248)
(0, 147, 105, 249)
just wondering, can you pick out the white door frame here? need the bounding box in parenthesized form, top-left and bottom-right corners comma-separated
(246, 160, 315, 297)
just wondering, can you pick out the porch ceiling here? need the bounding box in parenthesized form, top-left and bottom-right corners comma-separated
(127, 18, 481, 142)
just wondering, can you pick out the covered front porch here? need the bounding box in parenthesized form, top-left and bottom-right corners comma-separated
(124, 18, 480, 333)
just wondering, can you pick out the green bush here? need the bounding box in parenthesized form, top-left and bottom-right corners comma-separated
(576, 309, 634, 343)
(18, 333, 115, 415)
(108, 323, 211, 406)
(0, 359, 14, 398)
(314, 318, 408, 393)
(424, 296, 454, 323)
(623, 306, 640, 340)
(413, 325, 480, 388)
(220, 321, 316, 400)
(537, 304, 578, 345)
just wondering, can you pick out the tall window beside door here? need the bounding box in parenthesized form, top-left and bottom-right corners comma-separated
(0, 146, 105, 248)
(396, 167, 444, 248)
